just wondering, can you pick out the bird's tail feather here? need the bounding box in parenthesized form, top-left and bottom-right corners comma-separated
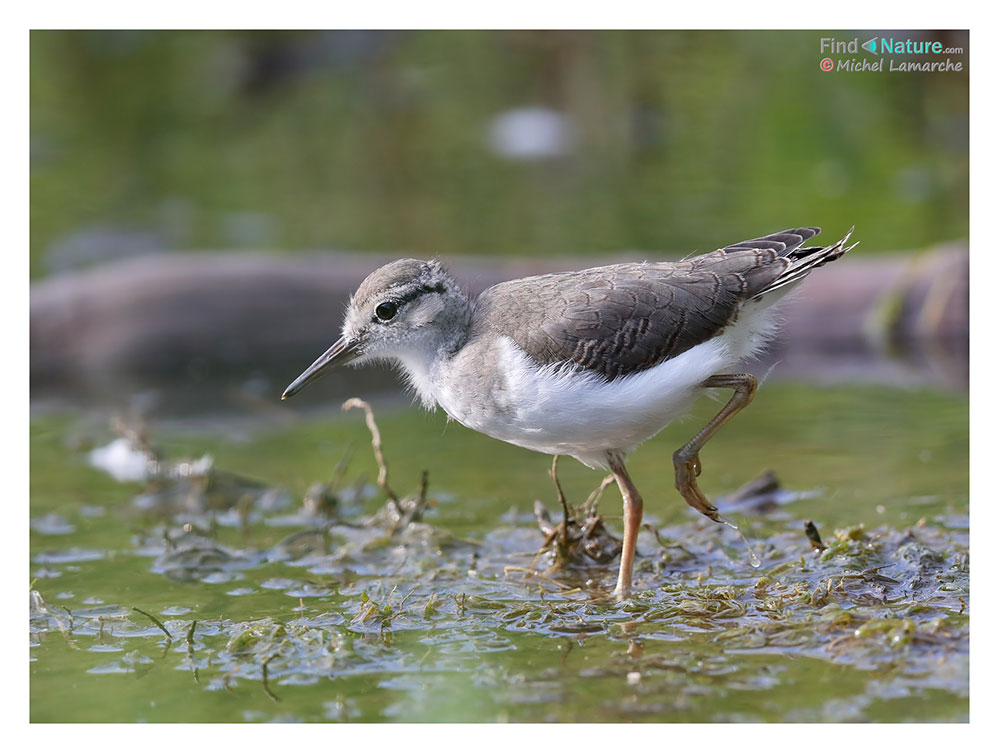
(758, 226, 858, 297)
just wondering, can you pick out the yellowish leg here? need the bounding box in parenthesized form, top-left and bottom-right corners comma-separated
(608, 453, 643, 597)
(673, 373, 758, 522)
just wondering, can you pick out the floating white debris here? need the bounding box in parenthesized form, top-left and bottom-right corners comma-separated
(88, 437, 156, 482)
(170, 453, 213, 479)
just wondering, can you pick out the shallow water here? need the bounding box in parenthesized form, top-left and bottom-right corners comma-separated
(29, 383, 968, 722)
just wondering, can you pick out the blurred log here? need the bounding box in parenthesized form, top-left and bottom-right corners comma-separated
(30, 245, 967, 414)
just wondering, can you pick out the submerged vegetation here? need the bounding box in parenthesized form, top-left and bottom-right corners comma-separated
(30, 385, 968, 722)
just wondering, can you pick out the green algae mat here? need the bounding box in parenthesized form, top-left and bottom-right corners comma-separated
(29, 384, 968, 722)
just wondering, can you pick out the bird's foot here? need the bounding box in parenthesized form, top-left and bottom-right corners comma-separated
(673, 450, 721, 523)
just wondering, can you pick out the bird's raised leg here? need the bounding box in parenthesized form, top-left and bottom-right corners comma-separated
(607, 452, 643, 597)
(673, 373, 758, 522)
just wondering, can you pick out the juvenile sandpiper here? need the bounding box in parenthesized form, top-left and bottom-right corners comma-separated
(282, 226, 857, 596)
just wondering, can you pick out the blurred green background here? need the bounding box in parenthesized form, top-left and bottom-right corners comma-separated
(30, 30, 969, 280)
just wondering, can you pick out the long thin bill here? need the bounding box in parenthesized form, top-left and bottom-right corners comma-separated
(281, 336, 359, 399)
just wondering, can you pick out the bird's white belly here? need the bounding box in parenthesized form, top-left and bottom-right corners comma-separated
(432, 305, 779, 469)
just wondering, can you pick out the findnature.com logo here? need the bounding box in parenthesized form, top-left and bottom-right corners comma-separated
(819, 34, 965, 73)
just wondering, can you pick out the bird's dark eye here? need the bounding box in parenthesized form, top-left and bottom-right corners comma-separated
(375, 301, 398, 321)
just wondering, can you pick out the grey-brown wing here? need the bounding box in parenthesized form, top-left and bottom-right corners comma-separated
(474, 227, 822, 380)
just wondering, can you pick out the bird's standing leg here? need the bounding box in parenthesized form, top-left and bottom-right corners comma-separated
(673, 373, 758, 522)
(607, 452, 643, 597)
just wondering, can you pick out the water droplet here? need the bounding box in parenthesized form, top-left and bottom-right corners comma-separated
(719, 516, 761, 568)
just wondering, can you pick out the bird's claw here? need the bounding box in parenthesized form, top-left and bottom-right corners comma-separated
(673, 450, 720, 522)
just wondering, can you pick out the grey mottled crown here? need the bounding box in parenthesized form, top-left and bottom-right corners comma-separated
(351, 258, 457, 310)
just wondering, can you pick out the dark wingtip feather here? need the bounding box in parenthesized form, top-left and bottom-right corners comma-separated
(722, 226, 822, 257)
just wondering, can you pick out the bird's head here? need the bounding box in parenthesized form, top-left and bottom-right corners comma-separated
(282, 258, 470, 399)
